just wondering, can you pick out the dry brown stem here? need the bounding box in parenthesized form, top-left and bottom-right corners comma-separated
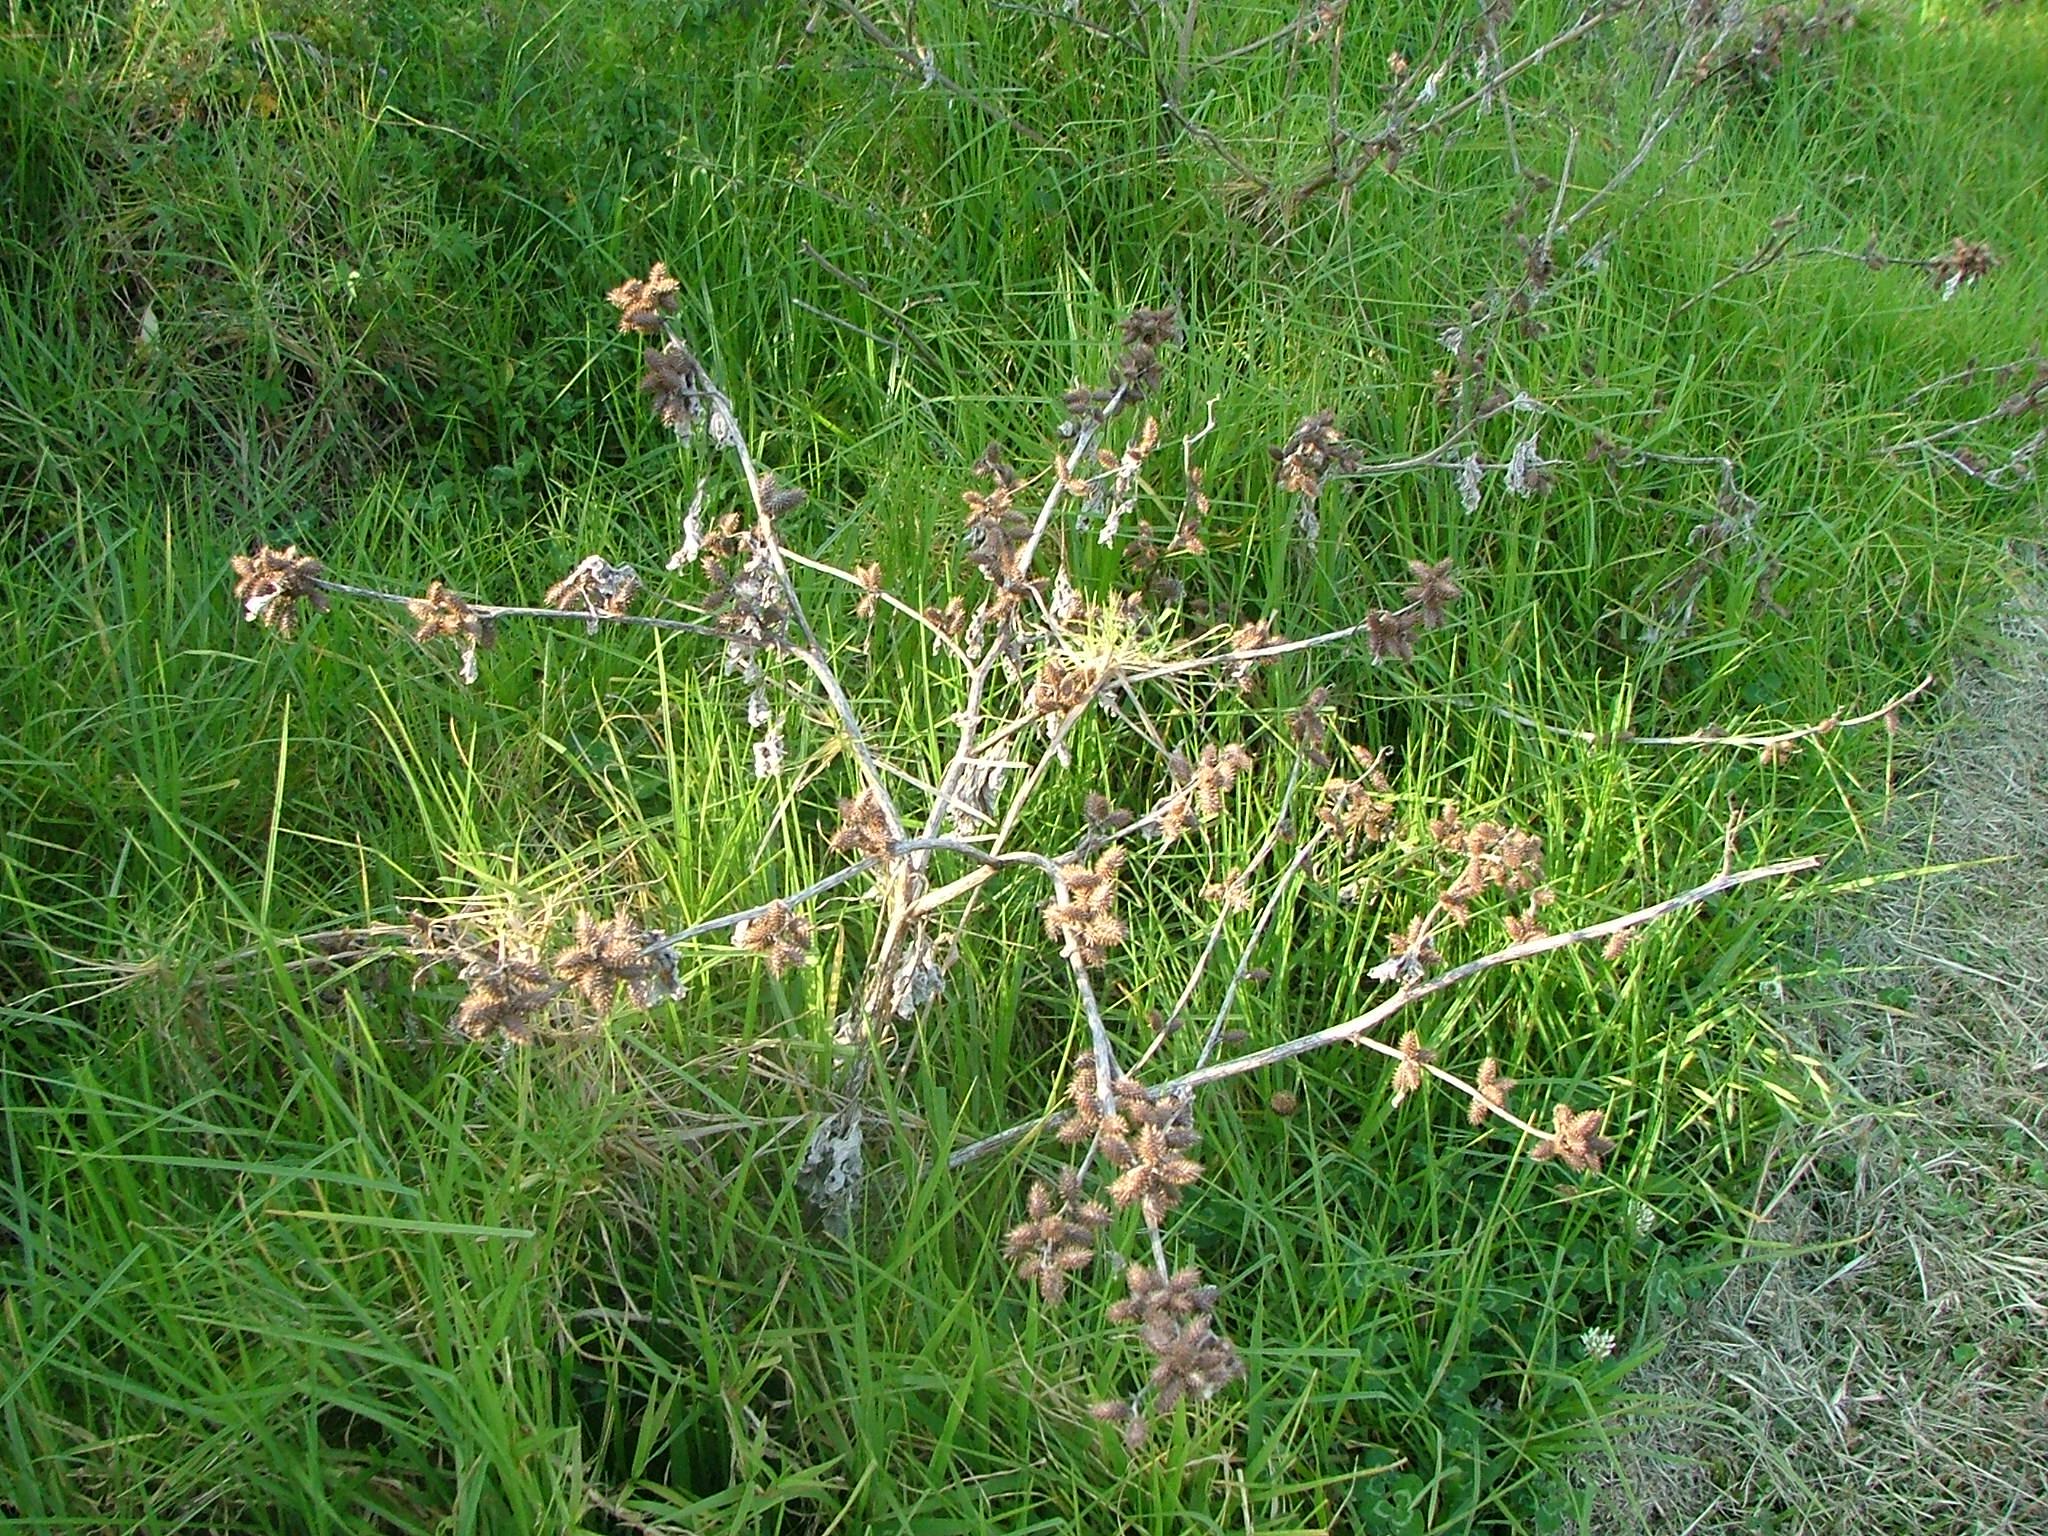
(1494, 674, 1935, 752)
(948, 852, 1824, 1168)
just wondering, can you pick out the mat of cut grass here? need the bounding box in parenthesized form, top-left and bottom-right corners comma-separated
(3, 2, 2046, 1532)
(1598, 578, 2048, 1534)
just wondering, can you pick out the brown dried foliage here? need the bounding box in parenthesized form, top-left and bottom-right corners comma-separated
(1042, 847, 1129, 968)
(230, 544, 329, 638)
(1002, 1171, 1113, 1304)
(606, 261, 681, 334)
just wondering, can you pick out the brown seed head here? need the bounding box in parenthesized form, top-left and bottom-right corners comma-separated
(828, 790, 894, 860)
(544, 557, 641, 629)
(550, 906, 675, 1014)
(1469, 1057, 1516, 1126)
(1532, 1103, 1615, 1173)
(639, 341, 708, 435)
(853, 562, 884, 620)
(1002, 1177, 1112, 1304)
(1363, 607, 1418, 664)
(755, 471, 807, 520)
(1107, 1126, 1204, 1225)
(1404, 559, 1464, 629)
(735, 901, 812, 977)
(1273, 410, 1362, 500)
(1391, 1029, 1436, 1105)
(408, 580, 494, 683)
(230, 544, 330, 638)
(451, 956, 556, 1045)
(1930, 238, 1997, 292)
(606, 262, 682, 333)
(1121, 306, 1183, 349)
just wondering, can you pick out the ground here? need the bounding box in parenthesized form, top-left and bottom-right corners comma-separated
(1603, 571, 2048, 1532)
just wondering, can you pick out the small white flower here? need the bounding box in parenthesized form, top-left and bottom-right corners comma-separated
(1580, 1326, 1618, 1361)
(1439, 323, 1466, 354)
(745, 685, 773, 730)
(243, 590, 279, 624)
(1941, 270, 1963, 303)
(1631, 1200, 1660, 1237)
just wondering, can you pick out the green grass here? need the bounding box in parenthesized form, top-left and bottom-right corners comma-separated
(2, 1, 2045, 1531)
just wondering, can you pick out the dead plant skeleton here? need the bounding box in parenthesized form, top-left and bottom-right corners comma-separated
(229, 261, 1928, 1448)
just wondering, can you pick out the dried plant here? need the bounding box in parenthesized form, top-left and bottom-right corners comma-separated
(230, 543, 328, 637)
(1003, 1172, 1112, 1304)
(639, 341, 710, 436)
(551, 907, 677, 1013)
(735, 900, 813, 978)
(1273, 410, 1361, 537)
(545, 557, 641, 631)
(409, 584, 493, 684)
(1531, 1103, 1616, 1172)
(1042, 848, 1128, 969)
(227, 266, 1890, 1455)
(606, 261, 681, 333)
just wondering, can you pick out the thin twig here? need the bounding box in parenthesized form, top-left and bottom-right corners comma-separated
(1161, 854, 1822, 1095)
(948, 852, 1825, 1167)
(1681, 230, 1960, 315)
(650, 860, 882, 953)
(1407, 6, 1623, 140)
(1125, 760, 1311, 1081)
(1895, 425, 2047, 489)
(1053, 868, 1122, 1121)
(678, 338, 910, 843)
(311, 578, 730, 643)
(790, 296, 924, 366)
(1192, 826, 1327, 1073)
(1899, 351, 2043, 408)
(1493, 673, 1934, 750)
(989, 0, 1141, 50)
(798, 238, 944, 369)
(781, 549, 971, 661)
(1200, 7, 1316, 65)
(824, 0, 1055, 149)
(1118, 599, 1426, 686)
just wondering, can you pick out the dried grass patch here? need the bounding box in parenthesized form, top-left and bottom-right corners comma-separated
(1600, 589, 2048, 1533)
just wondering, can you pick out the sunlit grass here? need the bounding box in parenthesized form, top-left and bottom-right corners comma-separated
(2, 1, 2044, 1531)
